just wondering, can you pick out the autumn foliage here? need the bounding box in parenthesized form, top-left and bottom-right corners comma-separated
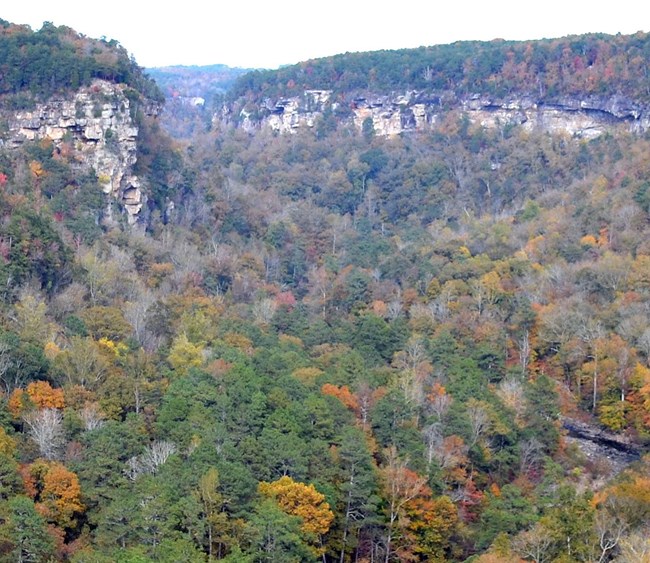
(258, 475, 334, 537)
(8, 381, 65, 418)
(22, 460, 84, 529)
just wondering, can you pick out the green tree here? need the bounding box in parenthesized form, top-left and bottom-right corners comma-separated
(523, 374, 561, 454)
(0, 452, 22, 500)
(0, 495, 56, 563)
(540, 485, 595, 562)
(476, 484, 538, 550)
(248, 499, 315, 562)
(336, 427, 381, 563)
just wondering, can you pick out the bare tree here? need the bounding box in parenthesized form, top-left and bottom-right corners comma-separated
(381, 447, 427, 563)
(511, 523, 554, 563)
(592, 508, 628, 563)
(124, 288, 156, 347)
(124, 456, 142, 481)
(0, 340, 16, 393)
(80, 403, 106, 431)
(393, 337, 431, 412)
(579, 320, 605, 413)
(125, 440, 178, 480)
(495, 377, 527, 423)
(467, 399, 491, 448)
(24, 408, 64, 460)
(355, 381, 374, 429)
(519, 438, 545, 475)
(252, 297, 277, 325)
(422, 423, 443, 468)
(517, 329, 532, 376)
(427, 387, 451, 423)
(141, 440, 177, 474)
(615, 526, 650, 562)
(386, 300, 403, 320)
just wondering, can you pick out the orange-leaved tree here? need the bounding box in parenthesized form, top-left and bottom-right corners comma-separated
(23, 460, 84, 529)
(8, 381, 65, 418)
(321, 383, 359, 415)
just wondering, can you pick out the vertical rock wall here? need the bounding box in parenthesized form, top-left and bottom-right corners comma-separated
(5, 80, 149, 223)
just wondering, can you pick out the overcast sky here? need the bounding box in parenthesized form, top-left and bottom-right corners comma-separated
(3, 1, 649, 69)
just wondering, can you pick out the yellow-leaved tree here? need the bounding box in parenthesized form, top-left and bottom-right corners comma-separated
(258, 475, 334, 538)
(167, 333, 203, 376)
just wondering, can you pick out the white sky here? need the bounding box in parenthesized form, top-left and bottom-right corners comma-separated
(2, 1, 649, 69)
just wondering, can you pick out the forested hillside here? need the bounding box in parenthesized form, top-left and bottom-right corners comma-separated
(0, 23, 649, 562)
(229, 31, 650, 101)
(0, 19, 162, 105)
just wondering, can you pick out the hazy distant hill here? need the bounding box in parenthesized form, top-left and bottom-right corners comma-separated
(146, 64, 254, 100)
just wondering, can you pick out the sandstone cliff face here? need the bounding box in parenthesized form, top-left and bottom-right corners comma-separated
(3, 80, 154, 223)
(223, 89, 650, 139)
(232, 90, 335, 134)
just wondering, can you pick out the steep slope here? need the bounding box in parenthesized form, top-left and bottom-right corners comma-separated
(0, 21, 165, 224)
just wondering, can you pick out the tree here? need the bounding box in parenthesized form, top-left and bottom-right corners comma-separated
(540, 485, 595, 562)
(379, 447, 428, 562)
(24, 408, 65, 460)
(93, 488, 141, 552)
(53, 336, 111, 390)
(80, 306, 133, 342)
(522, 374, 560, 453)
(11, 291, 55, 345)
(321, 384, 359, 415)
(336, 427, 380, 563)
(0, 495, 56, 563)
(27, 461, 85, 529)
(167, 333, 203, 376)
(9, 381, 65, 419)
(258, 475, 334, 537)
(476, 484, 538, 550)
(248, 499, 315, 563)
(0, 452, 22, 500)
(401, 494, 458, 562)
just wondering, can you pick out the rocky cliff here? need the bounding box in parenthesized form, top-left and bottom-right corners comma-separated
(2, 80, 157, 223)
(221, 89, 650, 139)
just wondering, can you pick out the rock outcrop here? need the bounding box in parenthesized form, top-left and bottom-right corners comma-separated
(3, 80, 155, 223)
(221, 89, 650, 139)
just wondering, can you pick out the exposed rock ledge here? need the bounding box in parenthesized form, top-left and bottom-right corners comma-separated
(222, 90, 650, 139)
(2, 80, 154, 224)
(562, 416, 644, 479)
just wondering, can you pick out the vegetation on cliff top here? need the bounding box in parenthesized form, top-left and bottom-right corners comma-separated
(230, 31, 650, 102)
(0, 19, 163, 106)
